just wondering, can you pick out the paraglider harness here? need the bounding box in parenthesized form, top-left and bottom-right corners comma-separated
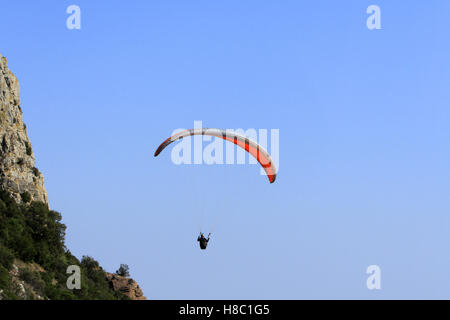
(197, 232, 211, 250)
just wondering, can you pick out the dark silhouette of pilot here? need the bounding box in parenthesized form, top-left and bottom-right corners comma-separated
(197, 233, 210, 250)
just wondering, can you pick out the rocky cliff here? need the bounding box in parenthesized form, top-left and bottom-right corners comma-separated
(106, 273, 146, 300)
(0, 54, 48, 205)
(0, 53, 146, 300)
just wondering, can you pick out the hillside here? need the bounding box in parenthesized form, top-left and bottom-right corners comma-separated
(0, 53, 145, 300)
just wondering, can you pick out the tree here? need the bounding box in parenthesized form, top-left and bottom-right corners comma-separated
(116, 264, 130, 277)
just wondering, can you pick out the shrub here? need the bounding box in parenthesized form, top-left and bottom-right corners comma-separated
(0, 245, 14, 270)
(19, 268, 45, 295)
(0, 265, 11, 290)
(20, 191, 31, 203)
(116, 264, 130, 277)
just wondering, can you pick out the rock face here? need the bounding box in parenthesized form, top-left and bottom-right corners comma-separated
(0, 54, 48, 205)
(7, 261, 45, 300)
(105, 272, 146, 300)
(0, 53, 147, 300)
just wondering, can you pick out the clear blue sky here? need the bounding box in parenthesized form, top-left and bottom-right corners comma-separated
(1, 1, 450, 299)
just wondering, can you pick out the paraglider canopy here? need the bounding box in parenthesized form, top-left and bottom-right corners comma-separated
(154, 128, 277, 183)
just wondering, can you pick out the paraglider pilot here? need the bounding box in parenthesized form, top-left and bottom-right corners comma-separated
(197, 233, 211, 250)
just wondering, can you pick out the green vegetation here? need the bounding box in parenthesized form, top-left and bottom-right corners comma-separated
(116, 264, 130, 277)
(20, 191, 31, 203)
(0, 190, 128, 300)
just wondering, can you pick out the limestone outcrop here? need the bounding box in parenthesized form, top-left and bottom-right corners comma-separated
(0, 54, 48, 205)
(105, 272, 146, 300)
(0, 53, 146, 300)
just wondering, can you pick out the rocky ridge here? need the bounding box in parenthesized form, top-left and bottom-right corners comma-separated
(105, 272, 146, 300)
(0, 54, 48, 205)
(0, 53, 146, 300)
